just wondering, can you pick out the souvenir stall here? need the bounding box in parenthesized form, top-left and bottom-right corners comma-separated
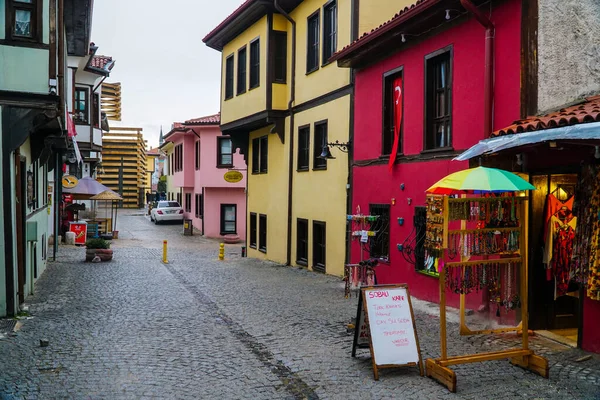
(422, 167, 549, 393)
(344, 206, 380, 298)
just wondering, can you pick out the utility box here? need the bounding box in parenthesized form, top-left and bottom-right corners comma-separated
(183, 219, 193, 236)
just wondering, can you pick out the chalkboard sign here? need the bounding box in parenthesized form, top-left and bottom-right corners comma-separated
(353, 285, 423, 380)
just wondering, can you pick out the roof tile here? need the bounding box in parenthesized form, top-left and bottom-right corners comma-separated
(493, 95, 600, 137)
(184, 112, 221, 125)
(90, 55, 114, 71)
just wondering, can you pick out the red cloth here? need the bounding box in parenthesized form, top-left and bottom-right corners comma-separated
(543, 193, 574, 240)
(388, 77, 403, 172)
(66, 111, 77, 138)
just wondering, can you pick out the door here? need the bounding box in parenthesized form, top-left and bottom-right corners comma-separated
(15, 155, 26, 305)
(220, 204, 237, 235)
(529, 173, 579, 330)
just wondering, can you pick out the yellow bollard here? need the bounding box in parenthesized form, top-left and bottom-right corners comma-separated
(162, 240, 169, 264)
(218, 243, 224, 261)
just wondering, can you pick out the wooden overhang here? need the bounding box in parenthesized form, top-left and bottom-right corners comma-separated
(64, 0, 94, 57)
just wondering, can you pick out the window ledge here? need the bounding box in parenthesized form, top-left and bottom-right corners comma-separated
(216, 164, 234, 169)
(274, 80, 287, 85)
(249, 244, 257, 249)
(378, 154, 405, 161)
(312, 166, 327, 171)
(306, 67, 319, 76)
(321, 60, 332, 68)
(220, 231, 237, 235)
(420, 147, 454, 155)
(0, 39, 49, 50)
(249, 84, 260, 91)
(416, 270, 440, 279)
(259, 247, 267, 254)
(236, 90, 246, 96)
(224, 96, 233, 101)
(297, 260, 308, 266)
(297, 167, 309, 172)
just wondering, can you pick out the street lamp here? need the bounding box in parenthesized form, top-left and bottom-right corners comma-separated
(318, 140, 351, 159)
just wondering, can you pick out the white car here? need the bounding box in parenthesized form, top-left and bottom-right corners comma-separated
(150, 201, 184, 224)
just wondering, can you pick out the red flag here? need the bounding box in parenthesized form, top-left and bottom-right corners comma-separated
(388, 77, 403, 172)
(66, 111, 77, 138)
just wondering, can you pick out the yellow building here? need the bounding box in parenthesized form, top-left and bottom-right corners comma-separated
(204, 0, 363, 276)
(158, 140, 175, 201)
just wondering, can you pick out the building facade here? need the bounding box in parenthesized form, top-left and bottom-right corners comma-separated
(332, 0, 523, 308)
(162, 114, 247, 239)
(204, 0, 356, 276)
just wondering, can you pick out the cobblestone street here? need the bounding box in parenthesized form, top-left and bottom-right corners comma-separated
(1, 210, 599, 399)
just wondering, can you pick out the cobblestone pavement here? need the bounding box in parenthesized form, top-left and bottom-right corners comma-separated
(1, 209, 599, 399)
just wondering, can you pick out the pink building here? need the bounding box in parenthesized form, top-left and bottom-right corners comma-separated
(163, 113, 246, 240)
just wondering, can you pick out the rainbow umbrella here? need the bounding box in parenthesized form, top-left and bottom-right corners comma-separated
(426, 166, 535, 195)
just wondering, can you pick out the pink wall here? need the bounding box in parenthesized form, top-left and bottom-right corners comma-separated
(351, 0, 522, 307)
(171, 133, 195, 188)
(195, 125, 246, 189)
(201, 187, 246, 240)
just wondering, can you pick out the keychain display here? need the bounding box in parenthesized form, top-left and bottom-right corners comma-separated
(425, 195, 445, 257)
(344, 259, 378, 298)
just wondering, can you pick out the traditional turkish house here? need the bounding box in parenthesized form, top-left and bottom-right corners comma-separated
(330, 0, 524, 310)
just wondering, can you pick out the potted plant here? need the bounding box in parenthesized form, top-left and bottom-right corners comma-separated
(85, 238, 113, 262)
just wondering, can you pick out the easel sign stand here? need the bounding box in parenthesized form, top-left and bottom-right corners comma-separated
(425, 194, 550, 393)
(352, 284, 424, 380)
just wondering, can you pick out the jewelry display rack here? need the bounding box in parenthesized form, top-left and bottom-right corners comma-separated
(344, 206, 379, 298)
(425, 195, 549, 392)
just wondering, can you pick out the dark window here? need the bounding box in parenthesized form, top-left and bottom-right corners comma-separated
(195, 140, 200, 170)
(259, 214, 267, 253)
(252, 136, 268, 174)
(174, 144, 183, 172)
(249, 212, 257, 249)
(323, 1, 337, 63)
(195, 194, 203, 218)
(369, 204, 390, 260)
(382, 69, 403, 156)
(185, 193, 192, 213)
(272, 31, 287, 83)
(296, 218, 308, 265)
(297, 125, 310, 171)
(413, 206, 430, 273)
(92, 93, 100, 128)
(425, 49, 452, 150)
(220, 204, 237, 234)
(313, 221, 326, 273)
(7, 0, 41, 40)
(306, 11, 320, 73)
(237, 46, 247, 95)
(74, 88, 89, 124)
(313, 121, 327, 170)
(250, 39, 260, 89)
(225, 54, 234, 100)
(176, 192, 182, 206)
(217, 137, 233, 167)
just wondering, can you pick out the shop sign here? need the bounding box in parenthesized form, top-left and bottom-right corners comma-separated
(62, 175, 79, 188)
(224, 170, 243, 183)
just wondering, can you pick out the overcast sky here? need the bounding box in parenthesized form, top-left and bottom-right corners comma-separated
(91, 0, 243, 148)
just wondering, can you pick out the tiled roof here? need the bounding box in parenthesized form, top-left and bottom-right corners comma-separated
(184, 113, 220, 125)
(331, 0, 433, 62)
(90, 55, 115, 71)
(147, 147, 160, 156)
(203, 0, 254, 43)
(493, 95, 600, 137)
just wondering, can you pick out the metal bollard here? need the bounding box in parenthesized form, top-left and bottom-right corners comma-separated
(241, 246, 246, 257)
(162, 240, 169, 264)
(218, 243, 225, 261)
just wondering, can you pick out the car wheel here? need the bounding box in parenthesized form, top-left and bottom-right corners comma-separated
(154, 218, 159, 225)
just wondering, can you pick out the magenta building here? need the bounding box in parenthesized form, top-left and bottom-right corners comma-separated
(162, 113, 247, 240)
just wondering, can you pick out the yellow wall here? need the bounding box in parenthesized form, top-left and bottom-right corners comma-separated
(358, 0, 415, 36)
(291, 0, 351, 105)
(220, 16, 269, 125)
(291, 95, 350, 277)
(246, 125, 289, 263)
(272, 14, 290, 111)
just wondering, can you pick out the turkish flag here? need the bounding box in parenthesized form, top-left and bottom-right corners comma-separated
(66, 111, 77, 138)
(388, 77, 403, 172)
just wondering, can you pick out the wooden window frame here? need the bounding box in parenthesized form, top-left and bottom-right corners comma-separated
(306, 10, 320, 74)
(92, 93, 100, 128)
(382, 66, 404, 157)
(313, 120, 328, 171)
(259, 214, 267, 253)
(5, 0, 43, 45)
(296, 218, 308, 266)
(252, 136, 268, 174)
(195, 140, 200, 170)
(322, 0, 337, 66)
(413, 206, 430, 274)
(174, 144, 183, 172)
(312, 220, 326, 273)
(249, 212, 257, 249)
(237, 45, 247, 95)
(185, 193, 192, 213)
(220, 204, 237, 235)
(194, 193, 203, 218)
(225, 54, 234, 100)
(424, 46, 453, 152)
(297, 124, 310, 171)
(73, 87, 89, 124)
(217, 137, 234, 168)
(369, 204, 390, 261)
(272, 31, 287, 84)
(249, 38, 260, 90)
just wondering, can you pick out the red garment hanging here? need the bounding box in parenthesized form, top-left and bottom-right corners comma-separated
(543, 193, 574, 240)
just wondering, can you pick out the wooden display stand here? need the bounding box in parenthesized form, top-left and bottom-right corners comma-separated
(425, 195, 549, 392)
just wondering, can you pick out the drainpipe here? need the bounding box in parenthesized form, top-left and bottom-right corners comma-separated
(460, 0, 494, 137)
(57, 0, 65, 118)
(274, 0, 296, 266)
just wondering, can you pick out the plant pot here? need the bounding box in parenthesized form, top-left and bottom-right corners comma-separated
(112, 231, 119, 239)
(85, 248, 113, 262)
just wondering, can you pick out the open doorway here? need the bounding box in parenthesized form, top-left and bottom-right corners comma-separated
(529, 173, 580, 347)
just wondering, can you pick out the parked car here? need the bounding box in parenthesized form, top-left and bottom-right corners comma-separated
(150, 201, 184, 224)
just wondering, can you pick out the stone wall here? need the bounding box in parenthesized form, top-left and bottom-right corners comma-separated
(538, 0, 600, 113)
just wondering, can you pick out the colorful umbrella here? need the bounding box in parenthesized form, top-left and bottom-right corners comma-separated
(426, 166, 535, 195)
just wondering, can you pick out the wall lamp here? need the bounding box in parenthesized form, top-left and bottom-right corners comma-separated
(319, 140, 352, 159)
